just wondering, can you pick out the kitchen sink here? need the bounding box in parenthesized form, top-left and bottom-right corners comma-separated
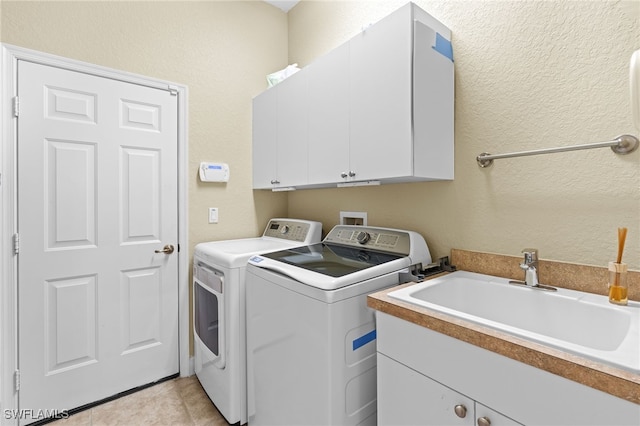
(388, 271, 640, 373)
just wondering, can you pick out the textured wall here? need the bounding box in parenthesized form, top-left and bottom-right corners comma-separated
(1, 0, 289, 355)
(1, 0, 289, 257)
(287, 0, 640, 270)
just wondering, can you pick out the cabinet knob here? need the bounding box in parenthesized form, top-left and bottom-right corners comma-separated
(477, 416, 491, 426)
(348, 171, 356, 177)
(270, 179, 280, 185)
(454, 404, 467, 418)
(340, 172, 348, 178)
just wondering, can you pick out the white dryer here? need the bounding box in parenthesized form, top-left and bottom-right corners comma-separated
(193, 218, 322, 425)
(245, 225, 431, 426)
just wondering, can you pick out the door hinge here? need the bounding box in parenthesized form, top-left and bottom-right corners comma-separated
(14, 369, 20, 391)
(168, 86, 178, 96)
(12, 96, 19, 117)
(12, 233, 19, 255)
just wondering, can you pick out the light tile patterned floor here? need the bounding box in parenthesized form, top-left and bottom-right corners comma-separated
(52, 376, 229, 426)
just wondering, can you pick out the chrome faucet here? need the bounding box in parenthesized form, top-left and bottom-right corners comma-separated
(510, 248, 557, 291)
(520, 248, 539, 287)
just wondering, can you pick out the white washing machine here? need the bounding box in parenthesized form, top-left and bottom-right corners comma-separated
(245, 225, 431, 426)
(193, 218, 322, 425)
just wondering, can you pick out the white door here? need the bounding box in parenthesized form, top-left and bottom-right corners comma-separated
(17, 60, 179, 413)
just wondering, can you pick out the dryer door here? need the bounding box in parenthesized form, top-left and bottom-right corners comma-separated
(194, 262, 225, 368)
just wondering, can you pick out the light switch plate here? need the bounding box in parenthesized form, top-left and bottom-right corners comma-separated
(208, 208, 219, 224)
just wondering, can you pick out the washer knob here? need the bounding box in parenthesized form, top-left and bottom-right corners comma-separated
(356, 231, 371, 244)
(280, 225, 290, 234)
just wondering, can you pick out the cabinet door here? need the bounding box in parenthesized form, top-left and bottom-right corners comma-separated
(276, 70, 308, 187)
(378, 353, 474, 426)
(349, 6, 413, 181)
(307, 43, 350, 185)
(475, 404, 522, 426)
(252, 88, 278, 189)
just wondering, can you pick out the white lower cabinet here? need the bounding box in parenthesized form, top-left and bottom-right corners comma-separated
(378, 354, 520, 426)
(376, 312, 640, 426)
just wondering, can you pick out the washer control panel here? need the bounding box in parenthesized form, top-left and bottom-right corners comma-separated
(324, 225, 412, 256)
(262, 219, 322, 243)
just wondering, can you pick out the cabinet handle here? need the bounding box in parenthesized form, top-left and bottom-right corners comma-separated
(454, 404, 467, 418)
(340, 172, 348, 178)
(477, 416, 491, 426)
(270, 179, 280, 185)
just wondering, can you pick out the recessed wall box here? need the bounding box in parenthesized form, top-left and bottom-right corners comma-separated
(340, 211, 367, 226)
(199, 162, 229, 182)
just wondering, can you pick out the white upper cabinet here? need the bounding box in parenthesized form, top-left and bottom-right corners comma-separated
(276, 71, 308, 187)
(252, 87, 278, 189)
(348, 5, 414, 183)
(252, 71, 309, 189)
(307, 43, 350, 186)
(252, 2, 454, 190)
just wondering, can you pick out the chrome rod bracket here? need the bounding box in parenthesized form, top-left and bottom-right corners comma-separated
(476, 134, 639, 168)
(476, 152, 494, 168)
(611, 134, 639, 154)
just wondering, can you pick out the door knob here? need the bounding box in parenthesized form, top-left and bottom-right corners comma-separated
(155, 244, 175, 254)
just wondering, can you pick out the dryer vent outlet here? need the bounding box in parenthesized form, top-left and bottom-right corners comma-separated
(339, 211, 367, 226)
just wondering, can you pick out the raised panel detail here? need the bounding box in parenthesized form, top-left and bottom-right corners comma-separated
(46, 140, 97, 250)
(45, 275, 98, 374)
(121, 148, 160, 243)
(120, 99, 161, 132)
(121, 268, 162, 354)
(45, 86, 97, 123)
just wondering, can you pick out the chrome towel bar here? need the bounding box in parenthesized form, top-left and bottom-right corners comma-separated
(476, 134, 639, 168)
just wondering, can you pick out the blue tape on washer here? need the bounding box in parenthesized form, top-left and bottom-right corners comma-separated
(352, 330, 376, 351)
(432, 32, 454, 62)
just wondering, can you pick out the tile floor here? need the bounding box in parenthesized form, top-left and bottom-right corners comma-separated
(52, 376, 229, 426)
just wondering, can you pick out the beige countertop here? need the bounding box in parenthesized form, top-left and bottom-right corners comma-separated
(367, 251, 640, 405)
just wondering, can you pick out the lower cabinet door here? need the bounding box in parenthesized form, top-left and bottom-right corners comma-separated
(377, 353, 475, 426)
(476, 403, 523, 426)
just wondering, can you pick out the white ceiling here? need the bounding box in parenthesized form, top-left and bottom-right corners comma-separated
(264, 1, 300, 13)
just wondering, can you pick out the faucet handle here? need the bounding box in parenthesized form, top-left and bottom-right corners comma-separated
(521, 248, 538, 265)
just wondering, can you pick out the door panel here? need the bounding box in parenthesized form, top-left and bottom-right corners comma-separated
(45, 275, 98, 374)
(121, 147, 161, 242)
(17, 59, 179, 414)
(46, 140, 97, 249)
(120, 267, 163, 353)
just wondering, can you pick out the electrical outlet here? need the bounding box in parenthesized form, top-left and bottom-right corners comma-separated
(208, 208, 219, 224)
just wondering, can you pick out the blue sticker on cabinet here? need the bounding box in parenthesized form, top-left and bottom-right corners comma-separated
(432, 32, 454, 62)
